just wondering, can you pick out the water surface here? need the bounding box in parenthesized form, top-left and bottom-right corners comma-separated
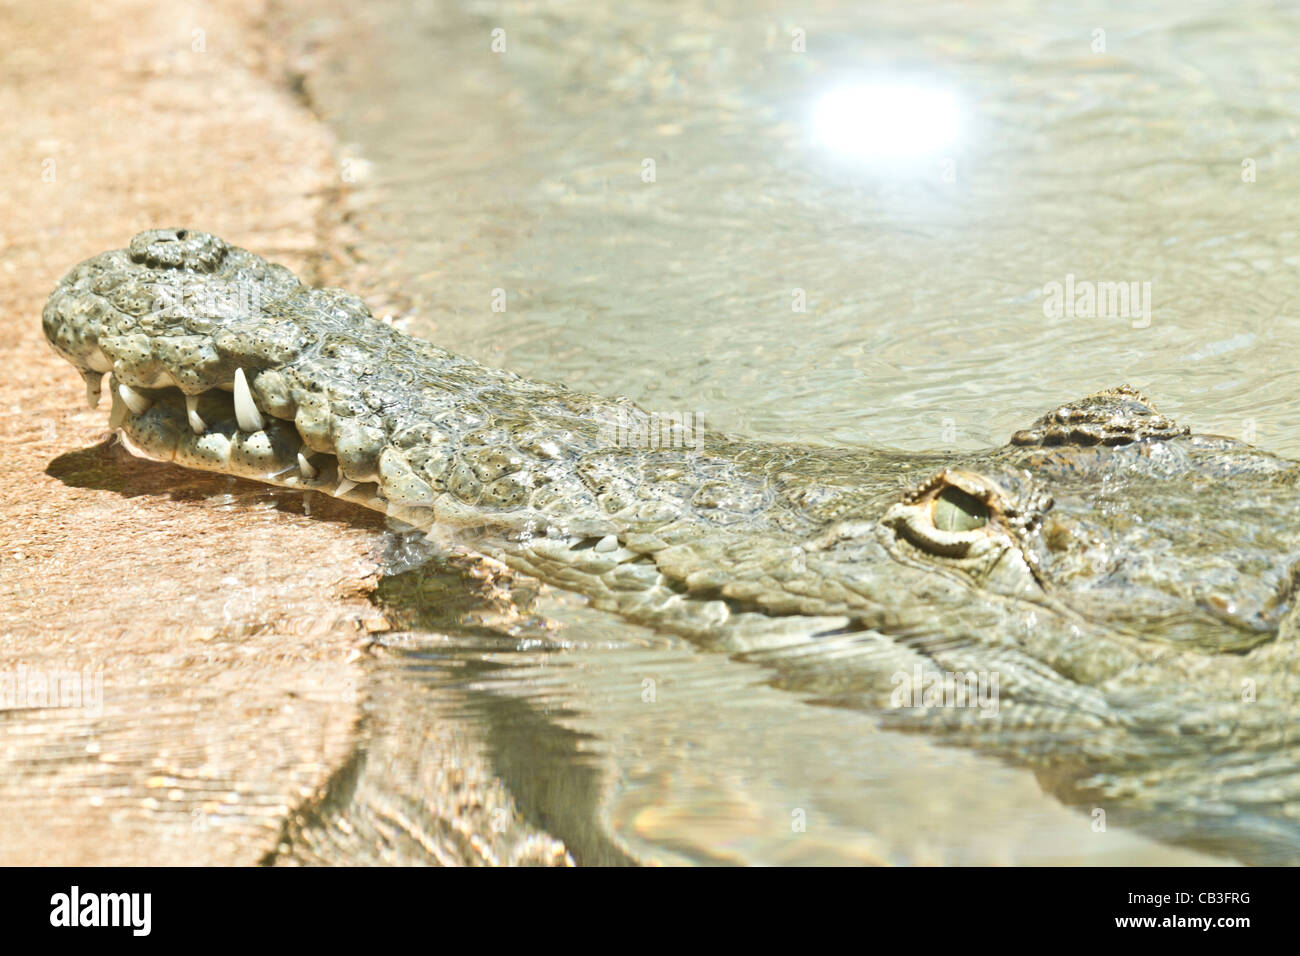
(285, 0, 1300, 863)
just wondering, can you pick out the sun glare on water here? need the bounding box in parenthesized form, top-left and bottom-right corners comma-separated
(813, 83, 960, 160)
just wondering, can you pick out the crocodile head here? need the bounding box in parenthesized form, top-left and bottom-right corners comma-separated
(41, 230, 1300, 863)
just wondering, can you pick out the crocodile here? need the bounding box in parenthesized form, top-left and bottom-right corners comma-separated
(43, 229, 1300, 864)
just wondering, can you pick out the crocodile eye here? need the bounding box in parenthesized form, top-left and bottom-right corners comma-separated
(932, 486, 988, 532)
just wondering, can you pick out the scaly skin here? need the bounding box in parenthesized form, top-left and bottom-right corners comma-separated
(44, 230, 1300, 863)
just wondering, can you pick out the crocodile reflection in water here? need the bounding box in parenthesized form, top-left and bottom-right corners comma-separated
(43, 229, 1300, 864)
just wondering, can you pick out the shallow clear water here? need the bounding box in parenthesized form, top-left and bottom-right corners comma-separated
(304, 0, 1300, 456)
(286, 0, 1300, 863)
(361, 548, 1214, 864)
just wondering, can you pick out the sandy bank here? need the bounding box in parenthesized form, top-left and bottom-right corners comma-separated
(0, 0, 384, 865)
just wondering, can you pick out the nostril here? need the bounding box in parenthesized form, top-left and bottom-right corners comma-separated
(175, 229, 188, 240)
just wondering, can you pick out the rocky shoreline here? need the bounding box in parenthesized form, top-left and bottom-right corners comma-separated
(0, 0, 482, 865)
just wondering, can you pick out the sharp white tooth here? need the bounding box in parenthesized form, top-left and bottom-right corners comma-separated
(233, 367, 265, 432)
(298, 452, 318, 479)
(83, 372, 103, 409)
(335, 478, 358, 497)
(185, 394, 205, 434)
(117, 383, 151, 415)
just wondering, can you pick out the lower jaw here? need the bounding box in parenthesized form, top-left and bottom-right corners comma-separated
(109, 381, 444, 531)
(105, 381, 629, 551)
